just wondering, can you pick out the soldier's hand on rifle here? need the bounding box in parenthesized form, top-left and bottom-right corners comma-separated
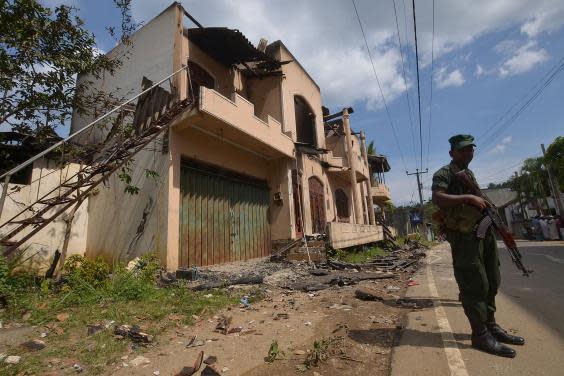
(465, 195, 487, 210)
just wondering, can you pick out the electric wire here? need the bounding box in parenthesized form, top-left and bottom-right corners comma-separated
(351, 0, 408, 172)
(392, 0, 418, 171)
(411, 0, 424, 172)
(426, 0, 435, 170)
(476, 56, 564, 154)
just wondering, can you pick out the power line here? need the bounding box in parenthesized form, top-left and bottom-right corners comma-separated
(350, 0, 408, 171)
(425, 0, 435, 170)
(392, 0, 418, 170)
(411, 0, 424, 172)
(476, 56, 564, 154)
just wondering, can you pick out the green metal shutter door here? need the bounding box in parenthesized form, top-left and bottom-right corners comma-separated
(179, 163, 270, 267)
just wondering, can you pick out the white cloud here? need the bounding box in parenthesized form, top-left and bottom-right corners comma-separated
(475, 64, 484, 77)
(434, 68, 465, 89)
(499, 41, 549, 77)
(126, 0, 564, 112)
(489, 135, 512, 154)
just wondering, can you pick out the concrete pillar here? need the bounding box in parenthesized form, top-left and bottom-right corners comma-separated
(360, 131, 376, 226)
(343, 108, 363, 224)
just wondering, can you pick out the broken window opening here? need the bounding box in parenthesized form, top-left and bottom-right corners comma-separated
(335, 188, 350, 223)
(187, 61, 215, 100)
(294, 95, 316, 146)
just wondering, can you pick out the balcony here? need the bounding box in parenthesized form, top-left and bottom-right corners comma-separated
(326, 222, 383, 249)
(324, 149, 370, 182)
(176, 87, 294, 159)
(371, 184, 391, 203)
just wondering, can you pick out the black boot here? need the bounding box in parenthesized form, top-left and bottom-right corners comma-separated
(487, 323, 525, 345)
(471, 330, 516, 358)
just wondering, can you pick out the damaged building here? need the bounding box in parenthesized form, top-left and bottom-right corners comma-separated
(0, 2, 393, 271)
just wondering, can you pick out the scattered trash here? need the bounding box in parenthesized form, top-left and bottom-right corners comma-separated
(203, 355, 217, 365)
(240, 296, 250, 308)
(385, 285, 401, 292)
(186, 336, 205, 348)
(40, 332, 47, 338)
(4, 355, 21, 364)
(175, 351, 203, 376)
(72, 363, 84, 373)
(215, 315, 232, 335)
(407, 280, 419, 287)
(130, 356, 151, 367)
(304, 321, 312, 326)
(221, 367, 230, 372)
(294, 349, 306, 355)
(114, 324, 153, 344)
(204, 294, 214, 298)
(153, 371, 160, 376)
(21, 339, 46, 351)
(273, 313, 289, 320)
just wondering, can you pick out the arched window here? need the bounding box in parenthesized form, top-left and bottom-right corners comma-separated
(294, 95, 316, 146)
(187, 61, 215, 100)
(335, 189, 350, 223)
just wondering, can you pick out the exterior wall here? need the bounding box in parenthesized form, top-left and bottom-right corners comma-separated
(273, 44, 324, 146)
(0, 160, 88, 271)
(70, 4, 179, 143)
(166, 123, 292, 270)
(85, 134, 170, 265)
(327, 174, 354, 223)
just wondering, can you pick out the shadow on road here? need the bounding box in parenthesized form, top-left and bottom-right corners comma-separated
(349, 328, 473, 349)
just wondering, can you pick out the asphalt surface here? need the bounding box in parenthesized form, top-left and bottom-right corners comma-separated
(499, 240, 564, 339)
(391, 240, 564, 376)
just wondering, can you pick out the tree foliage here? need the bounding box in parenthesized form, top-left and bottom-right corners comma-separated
(544, 136, 564, 191)
(0, 0, 138, 140)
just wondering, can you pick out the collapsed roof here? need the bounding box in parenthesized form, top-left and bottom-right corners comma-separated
(186, 27, 286, 76)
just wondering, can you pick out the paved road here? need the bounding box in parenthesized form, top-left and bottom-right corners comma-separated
(391, 240, 564, 376)
(499, 240, 564, 338)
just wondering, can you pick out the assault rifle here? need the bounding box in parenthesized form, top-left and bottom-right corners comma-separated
(455, 170, 532, 277)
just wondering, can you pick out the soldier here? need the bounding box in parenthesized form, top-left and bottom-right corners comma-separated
(431, 134, 525, 358)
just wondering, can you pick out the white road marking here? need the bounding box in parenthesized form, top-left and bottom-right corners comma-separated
(527, 253, 564, 264)
(545, 255, 564, 264)
(427, 252, 469, 376)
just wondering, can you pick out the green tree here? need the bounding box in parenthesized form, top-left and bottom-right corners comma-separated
(0, 0, 136, 138)
(544, 136, 564, 191)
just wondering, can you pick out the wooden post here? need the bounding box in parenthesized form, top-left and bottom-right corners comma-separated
(360, 131, 376, 225)
(343, 108, 362, 224)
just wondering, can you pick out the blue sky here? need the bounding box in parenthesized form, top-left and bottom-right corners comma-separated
(43, 0, 564, 204)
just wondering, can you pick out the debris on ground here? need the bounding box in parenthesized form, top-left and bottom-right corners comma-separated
(354, 287, 384, 301)
(130, 356, 151, 367)
(4, 355, 21, 364)
(114, 324, 153, 344)
(214, 315, 232, 335)
(20, 339, 46, 351)
(175, 350, 203, 376)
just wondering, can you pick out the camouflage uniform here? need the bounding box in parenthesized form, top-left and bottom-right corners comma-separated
(432, 162, 500, 326)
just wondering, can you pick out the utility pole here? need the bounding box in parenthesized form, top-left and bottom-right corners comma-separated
(541, 143, 564, 216)
(406, 168, 428, 219)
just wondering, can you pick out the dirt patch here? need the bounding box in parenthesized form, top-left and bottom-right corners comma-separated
(100, 270, 419, 376)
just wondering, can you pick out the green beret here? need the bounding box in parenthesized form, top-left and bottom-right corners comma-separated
(449, 134, 476, 149)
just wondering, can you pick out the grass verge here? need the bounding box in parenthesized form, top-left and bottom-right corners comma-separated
(0, 254, 249, 375)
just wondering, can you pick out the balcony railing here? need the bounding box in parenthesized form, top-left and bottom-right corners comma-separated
(371, 184, 391, 202)
(197, 87, 294, 158)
